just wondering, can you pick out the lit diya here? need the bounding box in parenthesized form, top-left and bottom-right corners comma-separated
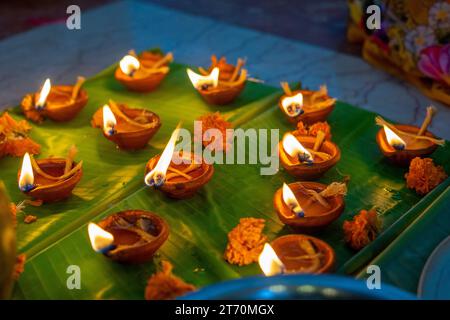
(91, 100, 161, 150)
(21, 77, 88, 123)
(187, 55, 247, 105)
(88, 210, 169, 264)
(144, 125, 214, 199)
(278, 82, 336, 125)
(115, 49, 173, 92)
(375, 106, 445, 165)
(273, 181, 346, 230)
(258, 235, 335, 275)
(279, 131, 340, 180)
(18, 146, 82, 202)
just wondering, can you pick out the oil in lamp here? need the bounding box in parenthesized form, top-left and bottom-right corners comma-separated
(91, 100, 161, 150)
(20, 77, 88, 123)
(260, 235, 335, 275)
(187, 55, 247, 105)
(375, 106, 445, 165)
(278, 82, 336, 125)
(18, 147, 82, 202)
(114, 50, 173, 92)
(88, 209, 169, 264)
(144, 125, 214, 199)
(279, 131, 340, 180)
(273, 182, 346, 230)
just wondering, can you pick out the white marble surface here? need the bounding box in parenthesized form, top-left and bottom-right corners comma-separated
(1, 0, 449, 138)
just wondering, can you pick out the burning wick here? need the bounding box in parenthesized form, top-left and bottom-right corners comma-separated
(119, 55, 140, 77)
(102, 104, 117, 137)
(258, 243, 286, 276)
(35, 78, 51, 111)
(384, 125, 406, 151)
(144, 125, 181, 187)
(281, 93, 304, 117)
(282, 133, 313, 165)
(88, 222, 116, 254)
(18, 153, 35, 192)
(187, 67, 219, 91)
(282, 183, 304, 218)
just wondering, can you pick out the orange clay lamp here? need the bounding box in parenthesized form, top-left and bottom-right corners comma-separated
(375, 106, 445, 165)
(278, 82, 336, 125)
(91, 100, 161, 150)
(144, 124, 214, 199)
(18, 146, 82, 203)
(115, 50, 173, 92)
(273, 181, 346, 230)
(258, 236, 335, 275)
(279, 131, 340, 180)
(88, 210, 169, 264)
(187, 55, 247, 105)
(21, 77, 88, 123)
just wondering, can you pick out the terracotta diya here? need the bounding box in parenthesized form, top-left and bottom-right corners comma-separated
(91, 100, 161, 150)
(187, 55, 247, 105)
(144, 126, 214, 199)
(88, 210, 169, 264)
(278, 82, 336, 125)
(273, 181, 346, 230)
(258, 235, 335, 275)
(21, 77, 88, 123)
(279, 131, 340, 180)
(375, 106, 445, 165)
(18, 146, 82, 203)
(115, 49, 173, 92)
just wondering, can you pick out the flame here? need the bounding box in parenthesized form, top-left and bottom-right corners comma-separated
(35, 78, 51, 110)
(187, 67, 219, 90)
(281, 92, 303, 117)
(282, 183, 304, 217)
(384, 125, 406, 150)
(282, 133, 313, 164)
(144, 125, 181, 187)
(88, 223, 115, 253)
(119, 55, 140, 76)
(18, 153, 35, 192)
(258, 243, 285, 276)
(102, 104, 117, 136)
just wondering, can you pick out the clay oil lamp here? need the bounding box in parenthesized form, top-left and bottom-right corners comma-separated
(258, 235, 335, 275)
(375, 106, 445, 166)
(187, 55, 247, 105)
(115, 50, 173, 92)
(144, 125, 214, 199)
(18, 146, 83, 203)
(91, 99, 161, 150)
(20, 77, 88, 123)
(279, 130, 340, 180)
(273, 181, 346, 230)
(278, 82, 336, 125)
(88, 209, 169, 264)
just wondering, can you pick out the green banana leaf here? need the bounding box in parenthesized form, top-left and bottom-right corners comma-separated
(0, 59, 449, 299)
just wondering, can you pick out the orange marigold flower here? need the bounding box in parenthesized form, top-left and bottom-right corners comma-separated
(196, 112, 232, 152)
(343, 209, 381, 251)
(293, 121, 332, 140)
(224, 217, 267, 266)
(405, 157, 447, 195)
(0, 112, 40, 158)
(145, 261, 196, 300)
(13, 254, 26, 280)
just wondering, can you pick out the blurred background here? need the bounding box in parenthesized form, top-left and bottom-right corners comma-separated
(0, 0, 358, 55)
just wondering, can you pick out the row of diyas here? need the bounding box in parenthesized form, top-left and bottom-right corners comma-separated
(18, 51, 246, 129)
(86, 124, 213, 264)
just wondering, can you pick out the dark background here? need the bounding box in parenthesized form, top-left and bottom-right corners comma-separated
(0, 0, 358, 55)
